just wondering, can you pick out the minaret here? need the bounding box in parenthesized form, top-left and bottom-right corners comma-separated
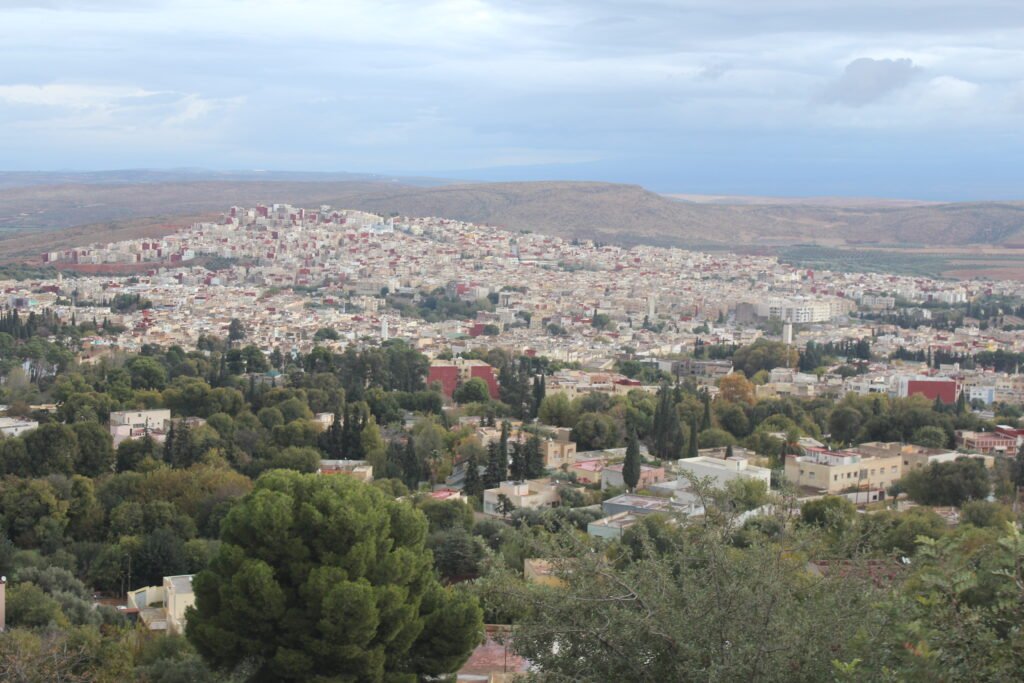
(381, 317, 389, 341)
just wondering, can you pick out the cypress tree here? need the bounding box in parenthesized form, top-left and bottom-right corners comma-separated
(525, 435, 545, 478)
(623, 428, 641, 492)
(401, 438, 421, 490)
(701, 391, 712, 430)
(686, 415, 699, 459)
(483, 441, 506, 489)
(163, 422, 176, 464)
(463, 452, 483, 499)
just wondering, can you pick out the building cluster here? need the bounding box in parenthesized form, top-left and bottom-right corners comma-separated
(4, 204, 1020, 382)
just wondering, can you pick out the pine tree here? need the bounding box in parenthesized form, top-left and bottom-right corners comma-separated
(623, 428, 641, 492)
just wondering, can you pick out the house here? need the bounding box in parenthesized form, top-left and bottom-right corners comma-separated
(109, 409, 172, 447)
(855, 441, 996, 472)
(570, 458, 605, 484)
(483, 479, 560, 516)
(588, 510, 659, 539)
(600, 463, 666, 491)
(540, 427, 576, 468)
(127, 575, 195, 635)
(601, 493, 702, 517)
(674, 455, 772, 489)
(318, 459, 374, 482)
(428, 488, 465, 502)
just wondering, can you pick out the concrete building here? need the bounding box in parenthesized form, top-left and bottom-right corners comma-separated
(318, 459, 374, 482)
(785, 446, 902, 494)
(600, 463, 666, 491)
(0, 417, 38, 437)
(127, 575, 195, 635)
(109, 409, 172, 446)
(675, 455, 772, 489)
(483, 479, 560, 516)
(956, 430, 1017, 455)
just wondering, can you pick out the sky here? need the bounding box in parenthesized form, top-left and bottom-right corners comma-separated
(1, 0, 1023, 199)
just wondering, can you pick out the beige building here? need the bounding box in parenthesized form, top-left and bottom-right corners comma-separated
(857, 441, 995, 472)
(785, 447, 902, 494)
(127, 575, 195, 635)
(109, 409, 172, 447)
(483, 479, 560, 516)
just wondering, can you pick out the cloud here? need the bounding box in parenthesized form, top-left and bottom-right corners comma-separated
(821, 57, 922, 106)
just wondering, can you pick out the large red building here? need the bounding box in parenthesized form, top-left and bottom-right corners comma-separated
(900, 377, 959, 405)
(427, 359, 500, 399)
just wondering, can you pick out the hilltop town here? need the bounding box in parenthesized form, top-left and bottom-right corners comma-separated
(18, 203, 1024, 407)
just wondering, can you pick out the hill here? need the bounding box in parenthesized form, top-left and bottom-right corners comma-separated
(2, 179, 1024, 263)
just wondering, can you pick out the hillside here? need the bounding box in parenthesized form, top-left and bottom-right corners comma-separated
(2, 179, 1024, 263)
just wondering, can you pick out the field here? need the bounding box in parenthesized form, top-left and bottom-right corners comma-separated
(776, 244, 1024, 280)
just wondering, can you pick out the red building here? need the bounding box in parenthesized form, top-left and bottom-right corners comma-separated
(903, 378, 958, 405)
(427, 359, 500, 399)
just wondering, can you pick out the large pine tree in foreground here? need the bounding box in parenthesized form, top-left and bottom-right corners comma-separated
(186, 469, 483, 681)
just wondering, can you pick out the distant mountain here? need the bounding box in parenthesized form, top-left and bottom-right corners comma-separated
(1, 178, 1023, 262)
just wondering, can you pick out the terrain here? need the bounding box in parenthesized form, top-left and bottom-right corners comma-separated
(1, 174, 1023, 277)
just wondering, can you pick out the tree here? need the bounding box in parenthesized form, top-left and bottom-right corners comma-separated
(24, 423, 79, 476)
(911, 425, 948, 449)
(453, 377, 490, 404)
(71, 422, 115, 477)
(462, 453, 483, 499)
(483, 442, 506, 490)
(495, 493, 516, 518)
(623, 428, 641, 492)
(800, 496, 856, 533)
(572, 412, 623, 451)
(650, 385, 683, 460)
(537, 393, 575, 427)
(227, 318, 245, 343)
(717, 373, 755, 405)
(479, 506, 897, 682)
(186, 470, 483, 680)
(828, 406, 863, 445)
(686, 415, 699, 458)
(900, 458, 990, 507)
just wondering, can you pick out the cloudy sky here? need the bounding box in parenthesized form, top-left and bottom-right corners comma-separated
(2, 0, 1023, 198)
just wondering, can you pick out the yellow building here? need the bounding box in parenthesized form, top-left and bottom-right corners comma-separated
(785, 447, 902, 494)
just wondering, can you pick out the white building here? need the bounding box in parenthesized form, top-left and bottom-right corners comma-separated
(0, 417, 38, 437)
(675, 455, 772, 489)
(109, 409, 171, 447)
